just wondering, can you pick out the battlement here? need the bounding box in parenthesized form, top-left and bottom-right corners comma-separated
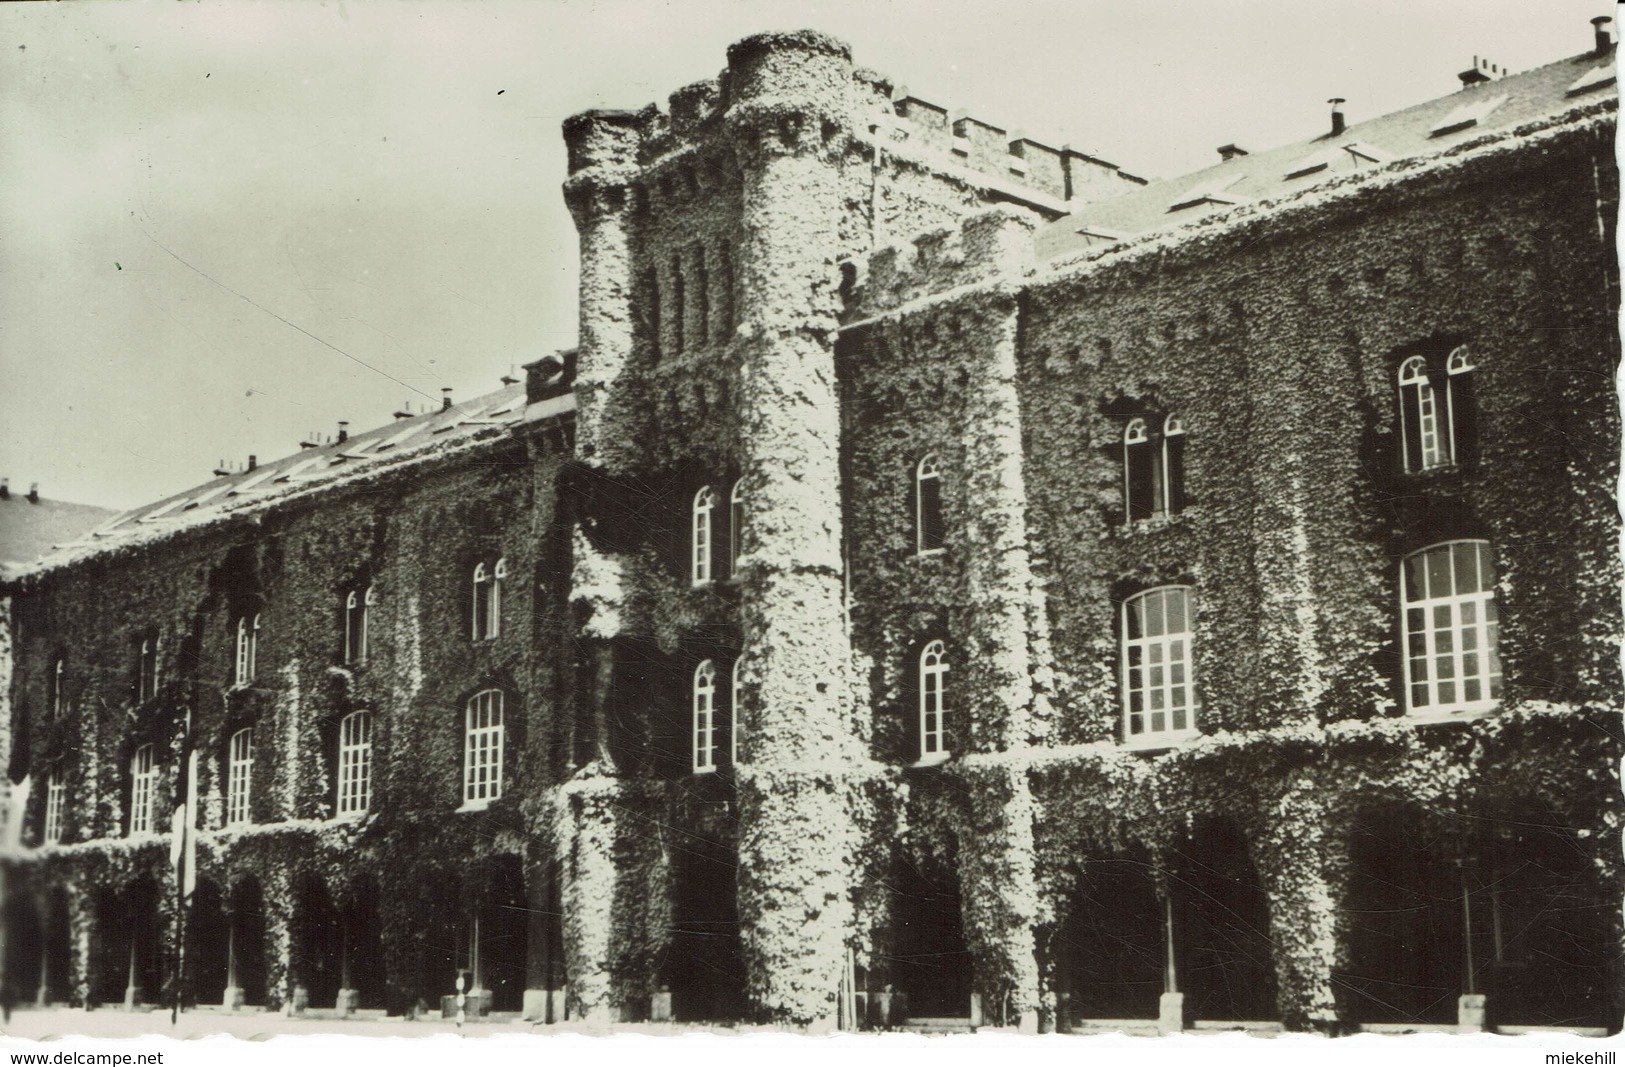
(561, 30, 1147, 214)
(843, 205, 1038, 320)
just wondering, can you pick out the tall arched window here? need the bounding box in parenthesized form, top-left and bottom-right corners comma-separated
(728, 480, 745, 579)
(1398, 345, 1477, 472)
(692, 486, 716, 586)
(344, 585, 372, 665)
(337, 710, 373, 817)
(464, 690, 504, 807)
(919, 640, 949, 759)
(693, 660, 718, 773)
(472, 560, 504, 640)
(915, 457, 945, 554)
(1122, 587, 1198, 742)
(731, 656, 745, 765)
(227, 727, 254, 826)
(1401, 540, 1501, 715)
(1124, 416, 1186, 521)
(128, 743, 157, 837)
(234, 614, 259, 687)
(136, 633, 158, 703)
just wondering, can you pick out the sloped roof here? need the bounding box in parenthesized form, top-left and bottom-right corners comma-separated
(1037, 45, 1618, 260)
(14, 382, 573, 579)
(0, 494, 120, 577)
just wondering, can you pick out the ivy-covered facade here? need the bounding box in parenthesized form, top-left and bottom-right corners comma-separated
(2, 26, 1619, 1034)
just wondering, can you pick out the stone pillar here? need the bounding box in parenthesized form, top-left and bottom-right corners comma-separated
(1253, 779, 1345, 1032)
(553, 778, 625, 1026)
(723, 29, 866, 1028)
(562, 109, 643, 468)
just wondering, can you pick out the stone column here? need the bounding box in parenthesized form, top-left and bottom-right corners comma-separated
(1253, 778, 1345, 1032)
(724, 30, 866, 1028)
(562, 109, 642, 468)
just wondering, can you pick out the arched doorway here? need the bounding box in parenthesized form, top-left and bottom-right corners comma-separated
(887, 846, 973, 1021)
(185, 879, 228, 1008)
(337, 875, 387, 1011)
(1168, 818, 1276, 1023)
(291, 873, 341, 1009)
(669, 834, 746, 1022)
(226, 876, 268, 1007)
(1055, 849, 1163, 1025)
(471, 855, 528, 1014)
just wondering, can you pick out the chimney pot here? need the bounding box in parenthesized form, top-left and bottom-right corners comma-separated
(27, 482, 40, 504)
(1594, 15, 1613, 53)
(338, 421, 349, 444)
(0, 478, 9, 500)
(248, 455, 257, 470)
(1217, 143, 1248, 162)
(441, 387, 453, 412)
(1328, 98, 1346, 137)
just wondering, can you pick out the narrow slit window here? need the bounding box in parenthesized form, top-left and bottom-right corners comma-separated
(916, 457, 945, 554)
(731, 657, 744, 765)
(728, 480, 745, 579)
(670, 255, 685, 356)
(43, 772, 65, 844)
(694, 246, 710, 346)
(234, 614, 260, 687)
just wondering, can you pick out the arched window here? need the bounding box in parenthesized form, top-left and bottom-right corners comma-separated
(43, 771, 65, 845)
(234, 614, 259, 687)
(1122, 587, 1198, 742)
(693, 660, 718, 773)
(472, 560, 504, 640)
(227, 727, 254, 826)
(49, 656, 64, 718)
(1124, 415, 1186, 522)
(916, 457, 945, 554)
(344, 586, 372, 665)
(337, 710, 373, 817)
(128, 743, 157, 837)
(1401, 540, 1501, 715)
(464, 690, 504, 807)
(919, 640, 949, 759)
(728, 480, 745, 579)
(731, 656, 745, 765)
(692, 486, 716, 586)
(136, 633, 158, 703)
(1398, 345, 1477, 472)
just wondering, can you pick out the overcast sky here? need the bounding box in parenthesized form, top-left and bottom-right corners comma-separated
(1, 0, 1612, 511)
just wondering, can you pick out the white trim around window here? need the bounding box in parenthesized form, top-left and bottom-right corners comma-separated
(1401, 540, 1502, 718)
(693, 659, 718, 773)
(462, 689, 504, 808)
(129, 743, 157, 837)
(1121, 586, 1199, 746)
(918, 639, 949, 761)
(692, 486, 716, 586)
(234, 614, 260, 687)
(43, 771, 65, 844)
(337, 710, 373, 817)
(227, 727, 254, 826)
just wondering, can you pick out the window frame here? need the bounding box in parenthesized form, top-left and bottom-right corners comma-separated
(49, 656, 64, 718)
(692, 659, 718, 774)
(1123, 414, 1186, 522)
(226, 726, 254, 827)
(730, 656, 744, 766)
(918, 639, 949, 762)
(915, 456, 946, 556)
(43, 770, 65, 845)
(1399, 539, 1502, 719)
(692, 486, 716, 586)
(1120, 586, 1199, 746)
(136, 633, 159, 703)
(128, 743, 157, 837)
(728, 479, 745, 580)
(462, 689, 505, 809)
(344, 585, 373, 666)
(1397, 345, 1476, 474)
(233, 614, 260, 688)
(336, 709, 373, 818)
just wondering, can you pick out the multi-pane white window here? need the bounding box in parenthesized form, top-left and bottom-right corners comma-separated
(234, 614, 259, 687)
(1401, 540, 1502, 714)
(692, 486, 716, 586)
(129, 743, 157, 837)
(919, 640, 948, 758)
(227, 727, 254, 826)
(463, 690, 504, 807)
(728, 480, 745, 579)
(43, 771, 65, 844)
(337, 710, 373, 817)
(1398, 345, 1478, 473)
(345, 586, 373, 665)
(1123, 414, 1186, 522)
(1122, 587, 1198, 742)
(916, 457, 945, 554)
(472, 560, 505, 640)
(693, 660, 718, 773)
(731, 657, 744, 765)
(137, 634, 158, 702)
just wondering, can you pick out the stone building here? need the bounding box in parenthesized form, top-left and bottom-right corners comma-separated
(0, 19, 1618, 1034)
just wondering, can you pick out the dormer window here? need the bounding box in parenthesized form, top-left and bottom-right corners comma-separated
(1124, 414, 1186, 522)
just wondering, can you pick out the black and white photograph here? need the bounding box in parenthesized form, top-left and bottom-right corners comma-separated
(0, 0, 1618, 1057)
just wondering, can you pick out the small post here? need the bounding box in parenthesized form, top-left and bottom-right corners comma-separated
(1157, 889, 1184, 1035)
(456, 969, 466, 1029)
